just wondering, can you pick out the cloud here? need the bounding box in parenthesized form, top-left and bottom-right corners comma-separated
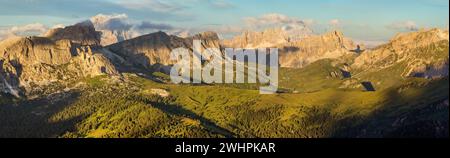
(9, 23, 48, 35)
(51, 24, 65, 29)
(0, 23, 49, 40)
(137, 21, 174, 31)
(0, 13, 179, 42)
(87, 13, 314, 40)
(243, 13, 307, 29)
(88, 13, 178, 42)
(387, 21, 419, 31)
(90, 13, 175, 32)
(90, 14, 132, 31)
(173, 13, 315, 39)
(329, 19, 340, 27)
(242, 13, 313, 35)
(115, 0, 185, 13)
(0, 0, 188, 21)
(208, 0, 235, 9)
(197, 25, 244, 38)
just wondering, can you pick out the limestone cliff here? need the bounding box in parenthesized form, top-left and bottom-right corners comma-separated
(278, 30, 357, 68)
(106, 31, 220, 69)
(221, 28, 357, 68)
(221, 28, 293, 48)
(353, 28, 449, 79)
(0, 35, 118, 97)
(45, 21, 101, 46)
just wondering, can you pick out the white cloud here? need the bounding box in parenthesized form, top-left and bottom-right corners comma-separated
(387, 21, 419, 31)
(0, 23, 49, 41)
(176, 13, 315, 39)
(0, 13, 179, 42)
(51, 24, 65, 29)
(9, 23, 48, 35)
(115, 0, 184, 13)
(136, 21, 174, 31)
(90, 14, 132, 31)
(243, 13, 307, 29)
(90, 13, 175, 33)
(88, 13, 179, 45)
(242, 13, 313, 35)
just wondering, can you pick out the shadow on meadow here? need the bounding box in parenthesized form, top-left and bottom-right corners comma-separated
(0, 91, 82, 138)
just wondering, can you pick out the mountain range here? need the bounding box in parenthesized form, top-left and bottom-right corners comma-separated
(0, 21, 448, 138)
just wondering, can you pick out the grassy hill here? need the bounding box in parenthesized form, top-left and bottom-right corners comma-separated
(1, 71, 447, 138)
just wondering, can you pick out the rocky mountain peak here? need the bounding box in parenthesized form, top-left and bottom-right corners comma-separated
(1, 22, 118, 97)
(192, 31, 219, 41)
(353, 28, 449, 79)
(278, 30, 357, 68)
(221, 28, 291, 48)
(388, 28, 449, 52)
(106, 31, 222, 70)
(319, 30, 355, 49)
(45, 21, 101, 46)
(97, 29, 133, 46)
(325, 30, 344, 41)
(0, 36, 74, 66)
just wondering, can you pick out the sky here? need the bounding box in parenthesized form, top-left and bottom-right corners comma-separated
(0, 0, 448, 45)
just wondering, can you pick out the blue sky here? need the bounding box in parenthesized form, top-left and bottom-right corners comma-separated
(0, 0, 448, 43)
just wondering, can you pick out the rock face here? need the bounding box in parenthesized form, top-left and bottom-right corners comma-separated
(1, 23, 222, 97)
(188, 31, 221, 49)
(0, 31, 118, 97)
(0, 59, 22, 97)
(221, 27, 314, 49)
(222, 29, 357, 68)
(353, 28, 449, 78)
(97, 30, 133, 46)
(70, 47, 119, 77)
(222, 28, 294, 48)
(107, 31, 220, 69)
(105, 28, 358, 70)
(0, 37, 73, 66)
(278, 31, 357, 68)
(45, 21, 101, 46)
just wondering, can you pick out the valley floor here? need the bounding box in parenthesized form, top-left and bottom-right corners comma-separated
(1, 73, 448, 138)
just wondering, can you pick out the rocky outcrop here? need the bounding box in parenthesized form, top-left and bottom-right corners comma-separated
(106, 31, 188, 69)
(188, 31, 220, 49)
(106, 31, 220, 69)
(0, 34, 118, 97)
(330, 63, 352, 79)
(405, 58, 449, 79)
(353, 28, 449, 79)
(69, 46, 119, 77)
(45, 21, 101, 46)
(278, 31, 357, 68)
(97, 30, 133, 46)
(0, 59, 22, 97)
(0, 37, 73, 66)
(221, 28, 293, 48)
(222, 28, 358, 68)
